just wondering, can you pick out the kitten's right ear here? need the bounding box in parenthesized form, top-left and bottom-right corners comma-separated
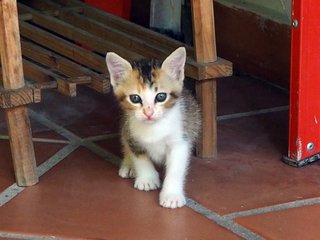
(106, 52, 132, 87)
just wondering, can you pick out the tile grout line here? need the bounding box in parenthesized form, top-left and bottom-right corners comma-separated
(0, 184, 25, 207)
(27, 111, 265, 240)
(0, 114, 118, 239)
(29, 111, 121, 166)
(28, 110, 83, 142)
(223, 197, 320, 220)
(186, 198, 264, 240)
(36, 143, 80, 178)
(0, 135, 70, 144)
(0, 144, 80, 207)
(217, 105, 289, 121)
(0, 232, 65, 240)
(83, 133, 120, 142)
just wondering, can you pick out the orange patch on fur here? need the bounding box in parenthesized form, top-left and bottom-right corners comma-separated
(151, 69, 161, 83)
(163, 97, 177, 109)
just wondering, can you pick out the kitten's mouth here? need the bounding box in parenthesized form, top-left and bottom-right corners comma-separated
(144, 117, 156, 123)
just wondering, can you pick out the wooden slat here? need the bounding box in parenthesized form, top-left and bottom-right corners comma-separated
(55, 0, 194, 55)
(0, 0, 38, 186)
(33, 81, 58, 90)
(19, 0, 61, 11)
(18, 1, 232, 81)
(57, 9, 169, 60)
(32, 85, 41, 103)
(23, 59, 77, 96)
(20, 20, 106, 73)
(56, 8, 231, 80)
(21, 40, 110, 93)
(0, 86, 33, 108)
(19, 13, 32, 21)
(18, 3, 143, 62)
(19, 0, 83, 16)
(186, 57, 232, 80)
(2, 61, 43, 102)
(57, 4, 231, 80)
(23, 58, 63, 83)
(56, 78, 77, 96)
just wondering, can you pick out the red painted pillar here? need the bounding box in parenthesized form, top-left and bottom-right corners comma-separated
(284, 0, 320, 166)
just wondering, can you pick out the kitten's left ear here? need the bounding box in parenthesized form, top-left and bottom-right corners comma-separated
(161, 47, 186, 82)
(106, 52, 132, 87)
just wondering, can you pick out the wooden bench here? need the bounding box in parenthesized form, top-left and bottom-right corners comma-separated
(0, 0, 232, 186)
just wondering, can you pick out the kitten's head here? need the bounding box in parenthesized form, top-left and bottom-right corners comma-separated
(106, 47, 186, 123)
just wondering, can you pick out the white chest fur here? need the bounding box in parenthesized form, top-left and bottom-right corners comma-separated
(129, 102, 184, 163)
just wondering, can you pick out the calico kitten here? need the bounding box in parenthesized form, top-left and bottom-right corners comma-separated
(106, 47, 201, 208)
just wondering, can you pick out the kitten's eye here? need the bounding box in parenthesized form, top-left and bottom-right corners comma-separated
(129, 94, 142, 104)
(155, 93, 167, 103)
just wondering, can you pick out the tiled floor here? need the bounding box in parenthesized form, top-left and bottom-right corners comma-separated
(0, 74, 320, 240)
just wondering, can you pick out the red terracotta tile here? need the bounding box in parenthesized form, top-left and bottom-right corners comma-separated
(32, 130, 67, 141)
(217, 75, 289, 116)
(0, 148, 241, 240)
(186, 112, 320, 215)
(34, 142, 66, 166)
(0, 139, 66, 192)
(235, 204, 320, 240)
(30, 87, 121, 137)
(95, 137, 122, 157)
(0, 140, 15, 191)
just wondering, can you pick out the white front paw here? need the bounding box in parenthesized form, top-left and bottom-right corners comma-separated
(118, 165, 136, 178)
(134, 176, 160, 191)
(159, 192, 186, 208)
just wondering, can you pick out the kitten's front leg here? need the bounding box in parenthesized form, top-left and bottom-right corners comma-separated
(119, 146, 136, 178)
(133, 154, 160, 191)
(160, 141, 190, 208)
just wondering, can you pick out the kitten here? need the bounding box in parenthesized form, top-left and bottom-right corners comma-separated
(106, 47, 201, 208)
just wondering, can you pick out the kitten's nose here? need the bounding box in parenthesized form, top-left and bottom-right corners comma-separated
(143, 107, 154, 119)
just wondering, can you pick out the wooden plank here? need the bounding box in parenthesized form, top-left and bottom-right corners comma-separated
(19, 13, 32, 21)
(19, 0, 61, 11)
(56, 78, 77, 97)
(0, 0, 38, 186)
(191, 0, 219, 159)
(192, 0, 217, 63)
(34, 81, 58, 90)
(57, 6, 231, 80)
(186, 57, 232, 80)
(18, 1, 232, 81)
(55, 0, 194, 55)
(23, 58, 61, 83)
(23, 59, 76, 97)
(24, 58, 81, 97)
(0, 63, 42, 103)
(18, 3, 143, 62)
(19, 0, 82, 16)
(57, 9, 169, 60)
(20, 20, 106, 73)
(32, 85, 41, 103)
(0, 86, 33, 108)
(21, 40, 110, 93)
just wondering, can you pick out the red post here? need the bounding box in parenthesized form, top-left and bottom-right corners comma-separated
(284, 0, 320, 166)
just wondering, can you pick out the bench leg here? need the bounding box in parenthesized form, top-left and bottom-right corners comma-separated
(196, 79, 217, 159)
(6, 107, 38, 186)
(191, 0, 218, 159)
(0, 0, 38, 186)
